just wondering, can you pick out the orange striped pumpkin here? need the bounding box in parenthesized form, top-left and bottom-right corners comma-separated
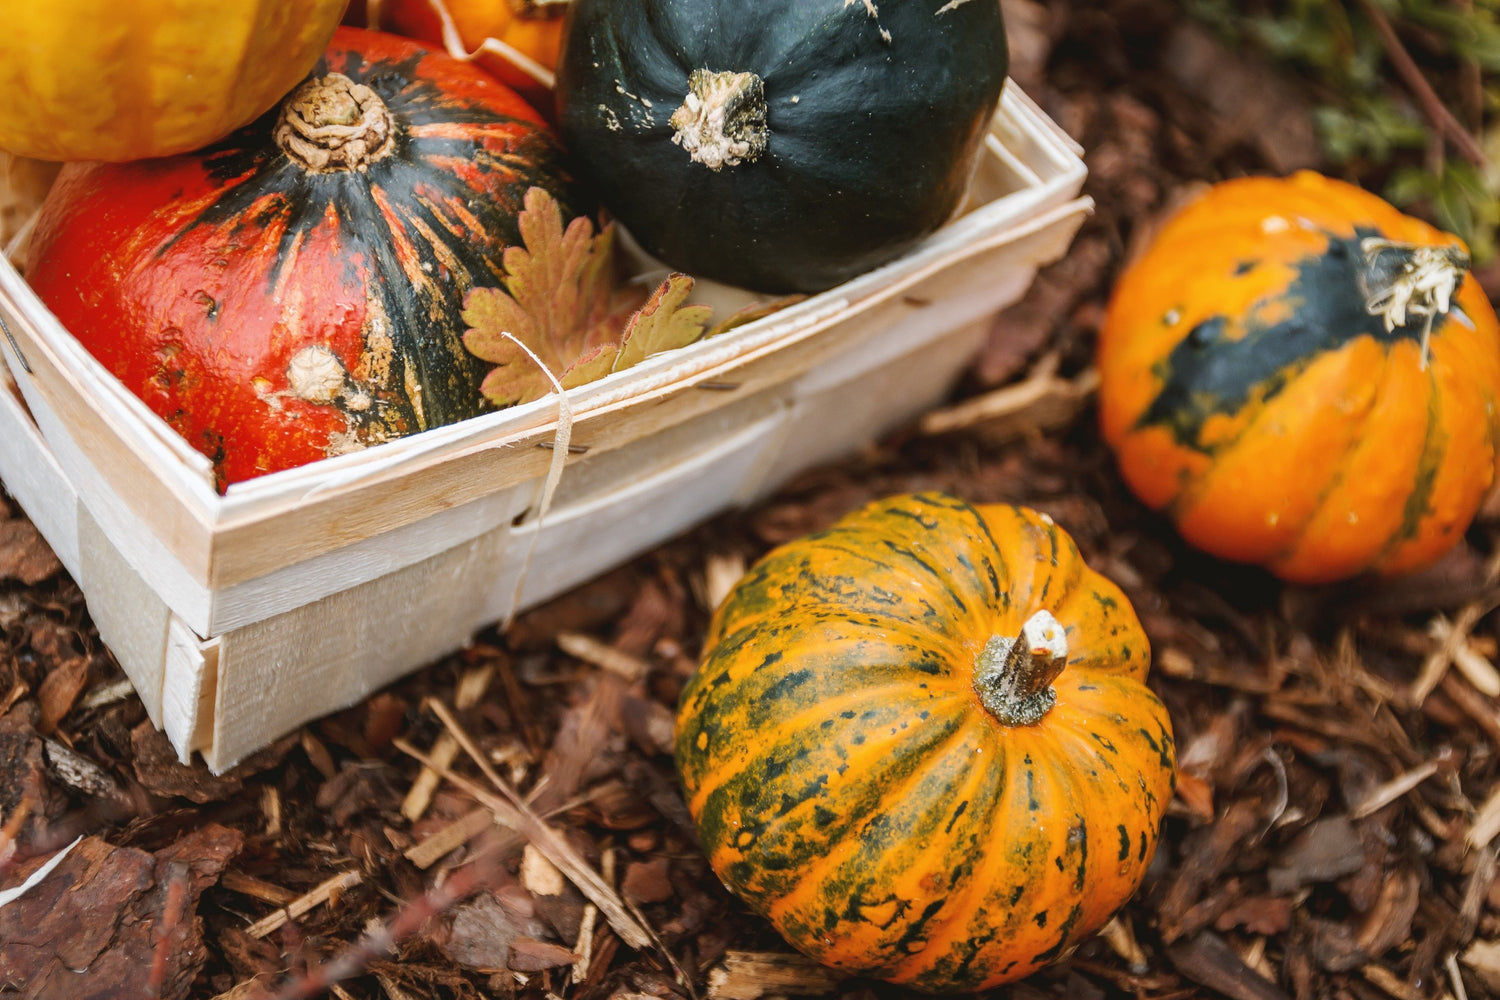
(675, 492, 1175, 992)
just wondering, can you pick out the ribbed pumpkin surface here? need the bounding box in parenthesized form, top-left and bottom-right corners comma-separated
(0, 0, 347, 161)
(27, 27, 583, 488)
(1098, 172, 1500, 583)
(675, 493, 1176, 992)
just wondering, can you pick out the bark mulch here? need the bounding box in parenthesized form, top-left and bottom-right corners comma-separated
(4, 3, 1499, 999)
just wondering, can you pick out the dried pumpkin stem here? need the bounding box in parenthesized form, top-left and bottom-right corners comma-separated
(669, 69, 769, 171)
(974, 610, 1069, 727)
(1360, 238, 1470, 368)
(275, 72, 396, 173)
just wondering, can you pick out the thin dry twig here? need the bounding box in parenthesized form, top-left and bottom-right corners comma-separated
(403, 807, 496, 871)
(245, 870, 363, 940)
(149, 863, 192, 996)
(918, 352, 1099, 437)
(557, 631, 652, 683)
(401, 664, 494, 822)
(1349, 759, 1443, 819)
(395, 726, 652, 951)
(220, 871, 299, 907)
(266, 859, 496, 1000)
(1353, 0, 1489, 169)
(1412, 601, 1495, 706)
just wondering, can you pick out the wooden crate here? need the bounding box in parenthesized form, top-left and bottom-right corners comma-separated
(0, 86, 1091, 771)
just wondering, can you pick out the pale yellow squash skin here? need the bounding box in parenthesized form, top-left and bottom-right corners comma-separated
(0, 0, 348, 161)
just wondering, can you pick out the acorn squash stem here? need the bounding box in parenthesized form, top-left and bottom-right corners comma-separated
(1359, 237, 1469, 368)
(974, 610, 1069, 726)
(274, 72, 396, 173)
(668, 69, 769, 171)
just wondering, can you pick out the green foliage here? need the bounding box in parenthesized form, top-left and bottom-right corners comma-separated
(1181, 0, 1499, 262)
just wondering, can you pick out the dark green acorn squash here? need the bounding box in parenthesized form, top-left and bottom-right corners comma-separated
(554, 0, 1009, 294)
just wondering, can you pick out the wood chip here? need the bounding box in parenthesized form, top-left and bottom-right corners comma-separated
(705, 951, 843, 1000)
(261, 785, 282, 838)
(557, 631, 651, 683)
(395, 728, 652, 951)
(1360, 963, 1426, 1000)
(1356, 868, 1421, 957)
(220, 871, 300, 907)
(509, 936, 578, 972)
(402, 664, 494, 823)
(1458, 847, 1497, 945)
(403, 807, 495, 870)
(207, 976, 273, 1000)
(917, 352, 1099, 440)
(1440, 672, 1500, 748)
(245, 869, 363, 939)
(1462, 938, 1500, 991)
(1349, 759, 1442, 819)
(402, 735, 460, 822)
(76, 676, 138, 712)
(375, 972, 420, 1000)
(621, 856, 674, 906)
(1267, 815, 1365, 894)
(42, 739, 123, 799)
(0, 517, 64, 586)
(1098, 914, 1148, 973)
(1166, 931, 1291, 1000)
(571, 898, 599, 985)
(521, 843, 567, 897)
(702, 553, 747, 612)
(1468, 786, 1500, 851)
(1413, 601, 1493, 706)
(1432, 614, 1500, 697)
(36, 656, 89, 735)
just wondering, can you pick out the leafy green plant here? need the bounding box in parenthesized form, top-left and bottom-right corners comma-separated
(1181, 0, 1500, 262)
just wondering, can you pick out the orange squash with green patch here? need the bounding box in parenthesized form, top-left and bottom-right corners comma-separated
(675, 492, 1176, 992)
(1098, 172, 1500, 584)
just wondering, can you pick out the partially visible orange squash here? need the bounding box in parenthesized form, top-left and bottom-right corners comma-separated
(0, 1, 347, 161)
(1098, 172, 1500, 584)
(363, 0, 565, 109)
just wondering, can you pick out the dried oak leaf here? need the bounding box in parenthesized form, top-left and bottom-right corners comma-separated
(461, 186, 644, 407)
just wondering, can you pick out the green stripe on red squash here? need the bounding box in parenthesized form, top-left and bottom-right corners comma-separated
(675, 492, 1175, 993)
(27, 26, 586, 489)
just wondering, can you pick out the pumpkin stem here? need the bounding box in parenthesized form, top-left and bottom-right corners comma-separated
(669, 69, 769, 171)
(1359, 238, 1470, 369)
(974, 610, 1069, 727)
(275, 73, 396, 173)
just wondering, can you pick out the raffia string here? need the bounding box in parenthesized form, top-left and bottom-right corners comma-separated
(495, 330, 574, 628)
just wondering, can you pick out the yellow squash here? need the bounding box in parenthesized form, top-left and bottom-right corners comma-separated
(0, 0, 348, 161)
